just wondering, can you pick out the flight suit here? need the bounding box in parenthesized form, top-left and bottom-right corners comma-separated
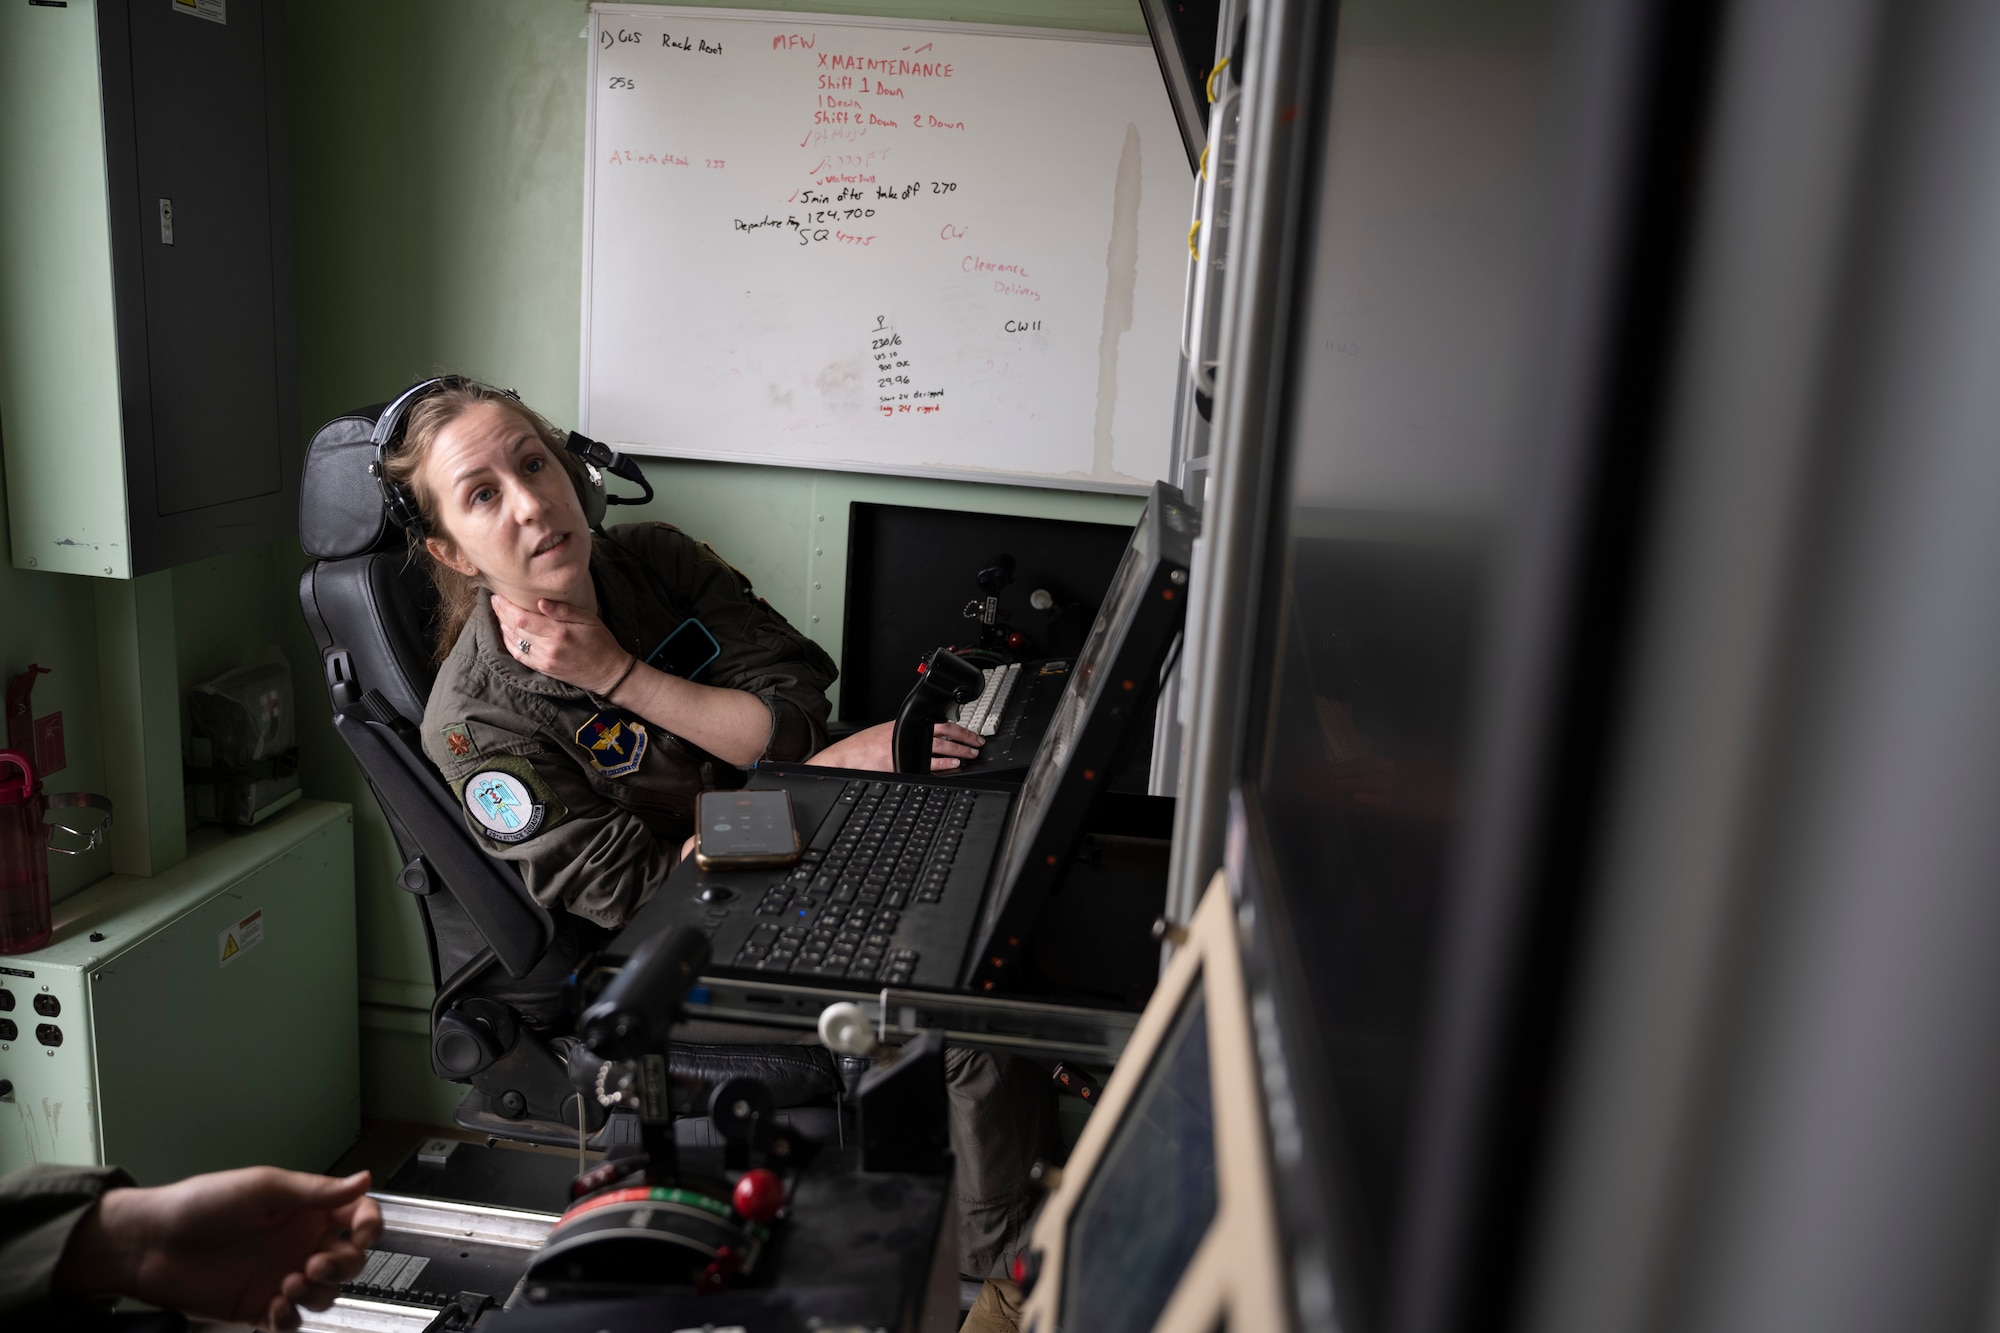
(0, 1163, 130, 1322)
(421, 521, 837, 929)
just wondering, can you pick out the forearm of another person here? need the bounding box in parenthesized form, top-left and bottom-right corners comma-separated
(3, 1164, 381, 1332)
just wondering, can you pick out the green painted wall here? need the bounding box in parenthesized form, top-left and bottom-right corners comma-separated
(284, 0, 1158, 1125)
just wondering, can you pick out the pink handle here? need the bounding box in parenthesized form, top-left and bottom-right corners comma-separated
(0, 748, 34, 805)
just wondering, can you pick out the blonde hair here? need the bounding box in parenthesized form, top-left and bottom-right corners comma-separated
(379, 379, 591, 664)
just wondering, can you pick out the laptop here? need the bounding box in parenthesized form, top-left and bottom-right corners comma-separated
(617, 481, 1198, 993)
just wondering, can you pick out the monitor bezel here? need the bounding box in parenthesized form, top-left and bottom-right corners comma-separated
(959, 480, 1196, 991)
(1019, 870, 1290, 1333)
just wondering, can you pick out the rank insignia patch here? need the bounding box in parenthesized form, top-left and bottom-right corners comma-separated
(441, 722, 478, 760)
(576, 712, 648, 778)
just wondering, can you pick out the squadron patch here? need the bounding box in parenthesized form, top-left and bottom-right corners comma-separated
(575, 712, 648, 778)
(453, 755, 567, 846)
(441, 721, 479, 760)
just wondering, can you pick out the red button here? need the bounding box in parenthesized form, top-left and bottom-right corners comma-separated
(733, 1168, 785, 1223)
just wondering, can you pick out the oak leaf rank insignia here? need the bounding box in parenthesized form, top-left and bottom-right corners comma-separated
(576, 712, 648, 778)
(441, 721, 478, 760)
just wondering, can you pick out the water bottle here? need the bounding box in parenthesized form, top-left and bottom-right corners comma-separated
(0, 749, 51, 955)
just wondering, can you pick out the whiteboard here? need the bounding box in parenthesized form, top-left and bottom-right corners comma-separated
(581, 6, 1188, 493)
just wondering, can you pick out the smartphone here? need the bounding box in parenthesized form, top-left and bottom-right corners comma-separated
(649, 618, 722, 681)
(694, 789, 800, 870)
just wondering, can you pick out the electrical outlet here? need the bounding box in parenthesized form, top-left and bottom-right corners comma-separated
(33, 713, 64, 777)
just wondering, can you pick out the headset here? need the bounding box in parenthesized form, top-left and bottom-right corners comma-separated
(368, 375, 654, 541)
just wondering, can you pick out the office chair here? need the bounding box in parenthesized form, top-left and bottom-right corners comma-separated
(296, 402, 841, 1148)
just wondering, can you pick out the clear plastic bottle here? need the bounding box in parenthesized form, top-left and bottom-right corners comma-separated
(0, 749, 51, 955)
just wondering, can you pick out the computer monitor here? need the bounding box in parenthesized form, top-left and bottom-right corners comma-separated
(1218, 0, 1700, 1327)
(961, 481, 1197, 989)
(1017, 872, 1289, 1333)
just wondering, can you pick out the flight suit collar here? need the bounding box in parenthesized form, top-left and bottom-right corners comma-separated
(466, 592, 588, 702)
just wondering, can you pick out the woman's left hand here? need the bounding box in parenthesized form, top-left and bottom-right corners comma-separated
(493, 595, 631, 695)
(806, 720, 985, 773)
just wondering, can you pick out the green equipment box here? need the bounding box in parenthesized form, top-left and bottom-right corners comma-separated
(0, 800, 358, 1183)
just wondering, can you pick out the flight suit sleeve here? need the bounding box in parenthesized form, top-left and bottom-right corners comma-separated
(0, 1163, 134, 1314)
(625, 524, 838, 763)
(426, 708, 676, 931)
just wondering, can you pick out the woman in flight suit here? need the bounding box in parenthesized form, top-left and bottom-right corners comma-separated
(382, 379, 1055, 1321)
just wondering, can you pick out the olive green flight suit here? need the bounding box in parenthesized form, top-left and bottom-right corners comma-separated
(0, 1163, 131, 1323)
(420, 522, 837, 929)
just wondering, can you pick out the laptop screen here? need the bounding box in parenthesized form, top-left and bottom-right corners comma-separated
(982, 499, 1156, 916)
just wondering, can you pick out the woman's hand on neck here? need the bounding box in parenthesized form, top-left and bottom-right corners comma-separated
(490, 593, 632, 695)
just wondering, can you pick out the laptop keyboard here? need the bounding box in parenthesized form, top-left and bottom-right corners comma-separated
(733, 780, 976, 985)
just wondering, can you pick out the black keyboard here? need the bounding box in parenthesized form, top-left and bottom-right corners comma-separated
(732, 780, 976, 984)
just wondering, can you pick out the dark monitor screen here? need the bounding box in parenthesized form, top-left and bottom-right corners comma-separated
(965, 482, 1195, 988)
(999, 509, 1153, 875)
(1251, 526, 1482, 1276)
(1059, 979, 1217, 1333)
(1236, 0, 1621, 1325)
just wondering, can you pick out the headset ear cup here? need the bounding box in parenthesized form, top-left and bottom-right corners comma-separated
(388, 483, 428, 541)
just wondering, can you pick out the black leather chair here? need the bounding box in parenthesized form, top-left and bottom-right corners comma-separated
(296, 401, 840, 1148)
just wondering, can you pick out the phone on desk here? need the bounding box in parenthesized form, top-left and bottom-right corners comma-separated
(694, 789, 800, 870)
(649, 618, 722, 681)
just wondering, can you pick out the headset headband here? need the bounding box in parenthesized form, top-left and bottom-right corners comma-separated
(367, 377, 652, 542)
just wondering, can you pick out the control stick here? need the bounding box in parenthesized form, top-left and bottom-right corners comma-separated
(578, 924, 709, 1183)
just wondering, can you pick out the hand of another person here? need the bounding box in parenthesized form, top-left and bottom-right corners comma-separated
(493, 595, 632, 695)
(55, 1167, 384, 1333)
(806, 719, 984, 773)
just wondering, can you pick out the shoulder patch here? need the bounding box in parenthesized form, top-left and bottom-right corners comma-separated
(575, 712, 648, 778)
(455, 755, 568, 845)
(440, 721, 479, 761)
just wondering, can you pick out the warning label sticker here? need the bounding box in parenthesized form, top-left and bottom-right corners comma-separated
(218, 910, 264, 968)
(172, 0, 228, 25)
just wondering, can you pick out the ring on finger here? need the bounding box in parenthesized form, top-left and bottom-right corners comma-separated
(518, 638, 532, 654)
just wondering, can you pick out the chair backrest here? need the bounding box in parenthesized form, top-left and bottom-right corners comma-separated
(297, 408, 439, 724)
(297, 403, 555, 983)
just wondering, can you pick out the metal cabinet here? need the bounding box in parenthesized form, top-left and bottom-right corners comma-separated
(0, 801, 357, 1184)
(0, 0, 298, 578)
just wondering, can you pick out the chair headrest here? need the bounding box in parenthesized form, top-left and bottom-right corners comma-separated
(299, 402, 397, 560)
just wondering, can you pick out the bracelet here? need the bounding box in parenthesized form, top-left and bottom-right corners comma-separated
(603, 652, 639, 699)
